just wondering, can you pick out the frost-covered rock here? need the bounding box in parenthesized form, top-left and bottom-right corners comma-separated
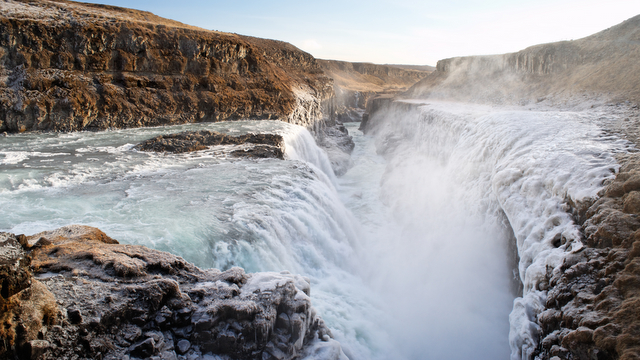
(0, 225, 345, 360)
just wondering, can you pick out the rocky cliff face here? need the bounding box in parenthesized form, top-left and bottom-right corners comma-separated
(0, 0, 334, 133)
(408, 14, 640, 106)
(0, 225, 345, 360)
(318, 59, 431, 122)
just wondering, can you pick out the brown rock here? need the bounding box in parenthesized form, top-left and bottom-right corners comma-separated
(1, 225, 340, 359)
(623, 191, 640, 213)
(0, 0, 334, 133)
(623, 176, 640, 193)
(0, 233, 31, 299)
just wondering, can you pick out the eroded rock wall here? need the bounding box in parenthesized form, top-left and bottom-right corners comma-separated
(533, 114, 640, 360)
(0, 0, 334, 133)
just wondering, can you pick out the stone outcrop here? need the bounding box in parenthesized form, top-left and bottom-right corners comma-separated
(0, 225, 344, 360)
(135, 130, 285, 159)
(533, 144, 640, 360)
(405, 14, 640, 106)
(0, 0, 334, 133)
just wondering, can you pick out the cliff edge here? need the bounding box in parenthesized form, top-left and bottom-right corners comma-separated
(0, 0, 334, 133)
(318, 59, 431, 120)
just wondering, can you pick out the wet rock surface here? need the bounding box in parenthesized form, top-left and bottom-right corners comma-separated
(316, 122, 355, 176)
(534, 110, 640, 360)
(0, 225, 343, 360)
(134, 130, 285, 159)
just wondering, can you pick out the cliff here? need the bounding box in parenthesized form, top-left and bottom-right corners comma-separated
(0, 225, 346, 360)
(318, 59, 431, 131)
(0, 0, 334, 133)
(318, 60, 432, 95)
(406, 14, 640, 105)
(318, 59, 431, 119)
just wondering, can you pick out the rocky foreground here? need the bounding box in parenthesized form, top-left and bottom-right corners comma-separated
(0, 226, 346, 360)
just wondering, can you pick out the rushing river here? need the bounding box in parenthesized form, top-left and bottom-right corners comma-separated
(0, 101, 631, 360)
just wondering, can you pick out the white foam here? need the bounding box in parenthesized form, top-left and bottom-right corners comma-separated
(365, 101, 626, 360)
(0, 151, 70, 165)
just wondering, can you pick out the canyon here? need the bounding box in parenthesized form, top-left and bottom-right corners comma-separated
(362, 14, 640, 360)
(0, 0, 332, 133)
(1, 1, 640, 360)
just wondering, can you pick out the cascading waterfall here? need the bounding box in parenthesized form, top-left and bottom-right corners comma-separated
(0, 101, 630, 360)
(0, 120, 385, 359)
(362, 101, 629, 360)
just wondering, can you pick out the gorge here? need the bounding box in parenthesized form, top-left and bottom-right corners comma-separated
(1, 1, 640, 360)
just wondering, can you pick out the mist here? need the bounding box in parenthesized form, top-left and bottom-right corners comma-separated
(341, 99, 624, 359)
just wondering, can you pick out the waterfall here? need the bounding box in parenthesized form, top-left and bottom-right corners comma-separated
(0, 105, 630, 359)
(363, 101, 627, 359)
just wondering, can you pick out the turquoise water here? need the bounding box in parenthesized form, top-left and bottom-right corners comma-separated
(0, 102, 631, 360)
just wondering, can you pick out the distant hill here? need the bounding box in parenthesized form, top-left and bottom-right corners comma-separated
(318, 59, 432, 93)
(386, 64, 435, 72)
(405, 14, 640, 105)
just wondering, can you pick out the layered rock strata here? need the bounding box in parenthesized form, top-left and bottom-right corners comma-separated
(318, 60, 432, 123)
(0, 225, 343, 360)
(0, 0, 333, 133)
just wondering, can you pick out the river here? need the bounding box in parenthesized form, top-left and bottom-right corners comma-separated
(0, 101, 630, 359)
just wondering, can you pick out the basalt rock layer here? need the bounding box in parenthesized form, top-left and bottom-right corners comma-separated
(0, 225, 344, 360)
(0, 0, 334, 133)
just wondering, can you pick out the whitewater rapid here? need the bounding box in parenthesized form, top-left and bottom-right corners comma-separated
(0, 101, 631, 360)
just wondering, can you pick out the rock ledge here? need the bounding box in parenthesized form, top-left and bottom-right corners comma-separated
(0, 225, 345, 360)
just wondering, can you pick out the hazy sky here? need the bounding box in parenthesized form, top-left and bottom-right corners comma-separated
(80, 0, 640, 66)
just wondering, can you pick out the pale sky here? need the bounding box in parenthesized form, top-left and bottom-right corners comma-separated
(79, 0, 640, 66)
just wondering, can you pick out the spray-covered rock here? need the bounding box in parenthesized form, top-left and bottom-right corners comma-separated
(0, 225, 345, 360)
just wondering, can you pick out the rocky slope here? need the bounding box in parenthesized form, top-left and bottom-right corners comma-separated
(405, 14, 640, 106)
(0, 225, 346, 360)
(0, 0, 334, 133)
(531, 106, 640, 360)
(318, 60, 431, 122)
